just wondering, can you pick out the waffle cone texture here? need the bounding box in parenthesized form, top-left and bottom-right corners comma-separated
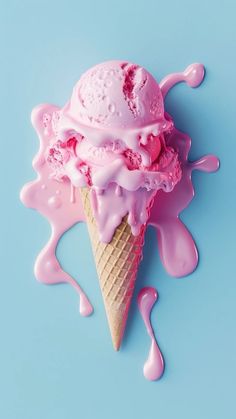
(79, 187, 146, 350)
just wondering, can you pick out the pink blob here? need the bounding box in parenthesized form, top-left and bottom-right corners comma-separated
(138, 287, 164, 381)
(20, 104, 93, 317)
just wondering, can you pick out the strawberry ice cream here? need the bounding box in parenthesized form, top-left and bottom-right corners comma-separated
(47, 61, 181, 242)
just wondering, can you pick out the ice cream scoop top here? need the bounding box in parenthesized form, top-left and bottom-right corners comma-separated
(46, 61, 182, 242)
(66, 61, 170, 129)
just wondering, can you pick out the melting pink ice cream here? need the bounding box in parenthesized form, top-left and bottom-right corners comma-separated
(20, 61, 219, 379)
(46, 61, 182, 242)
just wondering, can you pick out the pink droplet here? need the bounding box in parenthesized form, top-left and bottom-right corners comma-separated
(48, 195, 62, 209)
(79, 293, 93, 317)
(184, 63, 205, 88)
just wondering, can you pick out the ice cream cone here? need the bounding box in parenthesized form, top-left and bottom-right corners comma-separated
(79, 187, 146, 350)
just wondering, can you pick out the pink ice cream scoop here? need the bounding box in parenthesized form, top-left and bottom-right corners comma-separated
(48, 61, 181, 242)
(57, 61, 174, 167)
(64, 61, 172, 131)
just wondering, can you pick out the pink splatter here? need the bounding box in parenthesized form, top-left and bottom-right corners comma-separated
(20, 104, 93, 317)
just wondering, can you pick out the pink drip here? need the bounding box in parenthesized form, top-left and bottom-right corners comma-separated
(160, 63, 205, 98)
(138, 287, 164, 381)
(70, 184, 76, 203)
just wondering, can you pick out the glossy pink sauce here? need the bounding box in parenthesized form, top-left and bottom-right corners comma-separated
(149, 127, 219, 277)
(20, 104, 93, 317)
(138, 287, 164, 381)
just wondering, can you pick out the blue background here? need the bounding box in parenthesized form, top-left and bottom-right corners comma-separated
(1, 1, 235, 418)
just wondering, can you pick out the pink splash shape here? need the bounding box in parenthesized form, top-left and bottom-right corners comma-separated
(149, 125, 219, 277)
(160, 63, 205, 98)
(138, 287, 164, 381)
(20, 104, 93, 316)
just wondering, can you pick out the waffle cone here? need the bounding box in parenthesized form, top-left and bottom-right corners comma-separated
(79, 187, 146, 350)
